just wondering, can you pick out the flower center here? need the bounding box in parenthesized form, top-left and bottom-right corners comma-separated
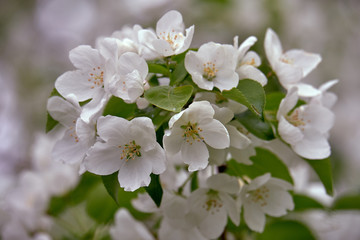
(181, 122, 204, 145)
(248, 186, 269, 207)
(203, 62, 218, 81)
(88, 66, 104, 89)
(119, 140, 141, 161)
(158, 30, 182, 50)
(202, 190, 223, 214)
(286, 109, 306, 128)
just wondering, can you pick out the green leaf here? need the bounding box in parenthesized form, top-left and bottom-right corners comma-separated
(293, 194, 325, 211)
(102, 96, 136, 119)
(332, 194, 360, 210)
(170, 59, 188, 86)
(86, 183, 118, 223)
(145, 173, 163, 207)
(222, 79, 265, 118)
(226, 147, 293, 184)
(190, 171, 198, 192)
(148, 63, 169, 76)
(144, 85, 193, 112)
(257, 220, 316, 240)
(264, 92, 285, 123)
(102, 172, 120, 205)
(235, 110, 275, 140)
(305, 158, 334, 196)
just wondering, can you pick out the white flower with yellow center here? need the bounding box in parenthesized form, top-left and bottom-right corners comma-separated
(163, 101, 230, 171)
(188, 174, 241, 239)
(264, 28, 322, 97)
(277, 87, 335, 159)
(240, 173, 294, 232)
(185, 42, 239, 91)
(138, 10, 194, 57)
(55, 45, 111, 123)
(84, 115, 166, 192)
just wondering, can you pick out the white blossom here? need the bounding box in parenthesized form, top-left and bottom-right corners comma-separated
(84, 116, 166, 191)
(185, 42, 238, 91)
(240, 173, 294, 232)
(138, 10, 194, 57)
(277, 87, 335, 159)
(163, 101, 230, 171)
(264, 28, 322, 97)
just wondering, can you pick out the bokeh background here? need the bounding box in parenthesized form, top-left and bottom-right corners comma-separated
(1, 0, 360, 239)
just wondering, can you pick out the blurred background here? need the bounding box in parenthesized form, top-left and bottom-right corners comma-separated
(1, 0, 360, 239)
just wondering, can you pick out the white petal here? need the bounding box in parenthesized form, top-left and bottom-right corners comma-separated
(237, 36, 257, 60)
(227, 124, 252, 149)
(96, 115, 131, 144)
(278, 116, 304, 146)
(285, 49, 322, 77)
(213, 69, 239, 91)
(80, 90, 110, 123)
(199, 119, 230, 149)
(293, 131, 331, 159)
(264, 28, 283, 69)
(212, 104, 234, 124)
(277, 87, 299, 118)
(181, 141, 209, 172)
(208, 147, 227, 166)
(243, 201, 266, 232)
(207, 173, 241, 194)
(295, 83, 321, 97)
(163, 128, 184, 155)
(319, 79, 338, 93)
(303, 103, 335, 134)
(229, 146, 254, 165)
(47, 96, 80, 127)
(118, 156, 152, 191)
(198, 204, 227, 239)
(261, 188, 294, 216)
(237, 65, 268, 86)
(156, 10, 184, 36)
(247, 173, 271, 191)
(118, 52, 148, 79)
(241, 51, 261, 67)
(177, 25, 195, 54)
(185, 101, 215, 123)
(52, 129, 87, 165)
(275, 62, 303, 87)
(84, 142, 123, 175)
(76, 118, 96, 146)
(145, 143, 166, 175)
(69, 45, 104, 71)
(220, 192, 240, 225)
(55, 70, 96, 101)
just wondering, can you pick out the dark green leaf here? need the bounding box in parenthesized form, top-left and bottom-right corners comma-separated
(222, 79, 265, 118)
(257, 220, 316, 240)
(305, 158, 334, 196)
(226, 147, 293, 184)
(102, 172, 120, 205)
(144, 85, 193, 112)
(102, 96, 136, 119)
(145, 173, 163, 207)
(148, 63, 169, 76)
(191, 171, 198, 192)
(332, 194, 360, 210)
(170, 59, 188, 86)
(235, 110, 275, 140)
(264, 92, 285, 123)
(293, 194, 325, 211)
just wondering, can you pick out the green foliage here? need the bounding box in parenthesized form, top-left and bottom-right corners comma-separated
(102, 96, 136, 119)
(264, 92, 285, 123)
(293, 194, 325, 212)
(226, 147, 293, 184)
(235, 110, 275, 140)
(102, 172, 121, 205)
(148, 63, 169, 76)
(257, 220, 316, 240)
(145, 173, 163, 207)
(332, 194, 360, 210)
(144, 85, 193, 112)
(222, 79, 266, 119)
(305, 158, 334, 196)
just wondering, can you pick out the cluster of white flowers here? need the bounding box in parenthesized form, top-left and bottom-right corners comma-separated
(44, 10, 337, 239)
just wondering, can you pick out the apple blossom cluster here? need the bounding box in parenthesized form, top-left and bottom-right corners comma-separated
(44, 10, 338, 239)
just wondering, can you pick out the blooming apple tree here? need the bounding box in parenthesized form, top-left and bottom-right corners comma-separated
(44, 10, 338, 240)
